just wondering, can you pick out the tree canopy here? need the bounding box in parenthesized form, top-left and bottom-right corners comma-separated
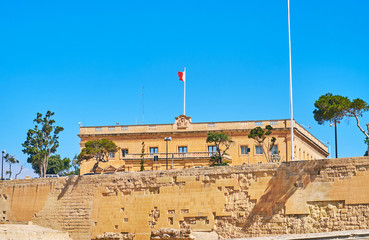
(313, 93, 369, 155)
(206, 132, 233, 166)
(47, 155, 71, 175)
(313, 93, 351, 124)
(22, 111, 64, 178)
(248, 125, 276, 162)
(78, 139, 118, 173)
(30, 154, 71, 175)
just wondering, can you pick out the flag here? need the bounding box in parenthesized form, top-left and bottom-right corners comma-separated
(178, 70, 186, 82)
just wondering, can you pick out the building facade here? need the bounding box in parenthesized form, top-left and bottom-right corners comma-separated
(78, 115, 329, 174)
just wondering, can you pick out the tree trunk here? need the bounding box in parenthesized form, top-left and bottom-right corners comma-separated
(45, 155, 49, 176)
(42, 156, 47, 178)
(354, 114, 369, 139)
(40, 164, 44, 178)
(92, 162, 99, 174)
(217, 145, 222, 165)
(367, 123, 369, 156)
(261, 144, 270, 162)
(15, 166, 24, 179)
(352, 115, 369, 157)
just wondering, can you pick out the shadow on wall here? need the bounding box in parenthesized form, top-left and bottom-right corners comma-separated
(243, 160, 323, 229)
(57, 175, 82, 200)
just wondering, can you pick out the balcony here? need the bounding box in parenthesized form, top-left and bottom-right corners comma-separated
(121, 152, 232, 161)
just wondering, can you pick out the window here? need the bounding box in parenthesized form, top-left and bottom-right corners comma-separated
(255, 146, 263, 154)
(108, 127, 115, 131)
(109, 152, 115, 158)
(121, 126, 128, 131)
(207, 123, 215, 128)
(95, 127, 102, 132)
(255, 122, 262, 126)
(178, 146, 187, 156)
(122, 149, 128, 157)
(150, 147, 158, 154)
(270, 121, 278, 125)
(241, 146, 250, 155)
(208, 146, 217, 152)
(240, 122, 248, 126)
(271, 145, 278, 155)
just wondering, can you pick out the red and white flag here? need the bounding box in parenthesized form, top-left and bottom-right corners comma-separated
(178, 69, 186, 82)
(178, 68, 186, 115)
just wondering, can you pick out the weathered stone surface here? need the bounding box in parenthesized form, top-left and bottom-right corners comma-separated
(0, 157, 369, 240)
(225, 229, 369, 240)
(95, 232, 135, 240)
(151, 222, 192, 239)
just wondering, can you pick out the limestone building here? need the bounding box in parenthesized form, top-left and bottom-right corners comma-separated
(78, 115, 328, 174)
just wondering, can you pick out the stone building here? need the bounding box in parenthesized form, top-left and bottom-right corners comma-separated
(78, 115, 328, 174)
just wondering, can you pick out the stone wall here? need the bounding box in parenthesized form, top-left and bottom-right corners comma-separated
(1, 157, 369, 240)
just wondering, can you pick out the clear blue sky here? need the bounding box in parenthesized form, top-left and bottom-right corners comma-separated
(1, 0, 368, 177)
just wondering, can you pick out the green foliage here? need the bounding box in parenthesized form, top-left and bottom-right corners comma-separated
(347, 98, 369, 117)
(206, 132, 233, 165)
(314, 93, 369, 154)
(4, 153, 19, 179)
(248, 125, 276, 162)
(47, 155, 71, 175)
(22, 111, 64, 178)
(209, 157, 229, 166)
(248, 126, 272, 144)
(140, 142, 145, 171)
(313, 93, 351, 124)
(30, 154, 72, 175)
(72, 154, 80, 175)
(78, 139, 118, 174)
(313, 93, 369, 125)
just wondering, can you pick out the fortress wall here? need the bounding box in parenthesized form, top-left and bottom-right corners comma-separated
(1, 157, 369, 240)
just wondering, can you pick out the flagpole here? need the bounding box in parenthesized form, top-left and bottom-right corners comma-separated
(184, 67, 186, 116)
(287, 0, 294, 161)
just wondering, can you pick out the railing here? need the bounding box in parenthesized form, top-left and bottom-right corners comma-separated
(79, 120, 288, 135)
(121, 152, 232, 161)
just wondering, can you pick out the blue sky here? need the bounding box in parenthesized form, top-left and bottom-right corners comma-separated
(0, 0, 368, 177)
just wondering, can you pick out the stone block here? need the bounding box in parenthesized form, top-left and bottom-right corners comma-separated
(156, 177, 173, 184)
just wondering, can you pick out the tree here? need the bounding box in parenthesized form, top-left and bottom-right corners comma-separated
(29, 154, 71, 175)
(47, 155, 71, 175)
(14, 165, 25, 179)
(206, 132, 233, 166)
(248, 125, 276, 162)
(313, 93, 369, 155)
(313, 93, 351, 125)
(345, 99, 369, 141)
(140, 142, 145, 171)
(22, 111, 64, 178)
(4, 154, 19, 179)
(78, 139, 118, 173)
(71, 154, 80, 175)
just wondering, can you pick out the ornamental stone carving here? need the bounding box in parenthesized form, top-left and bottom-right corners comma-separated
(174, 115, 192, 130)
